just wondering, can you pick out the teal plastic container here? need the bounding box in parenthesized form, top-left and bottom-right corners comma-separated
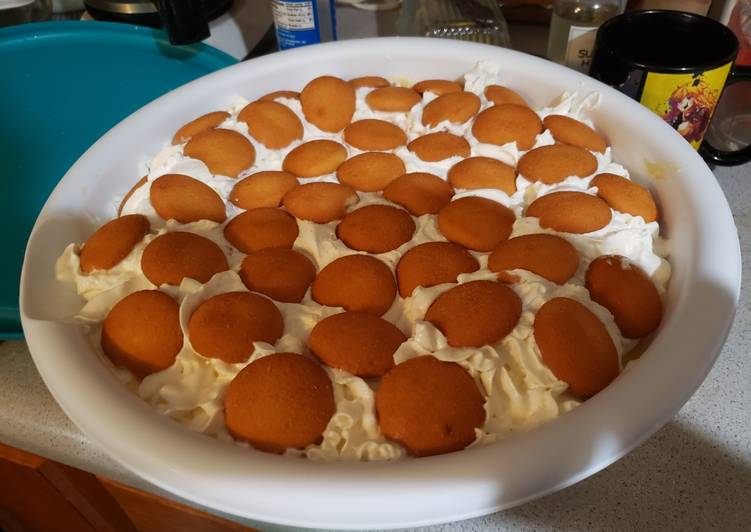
(0, 21, 237, 339)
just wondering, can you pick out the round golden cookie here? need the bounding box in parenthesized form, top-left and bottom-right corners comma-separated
(80, 214, 150, 274)
(183, 128, 255, 178)
(172, 111, 229, 144)
(383, 172, 454, 216)
(118, 175, 147, 216)
(533, 297, 619, 398)
(438, 197, 515, 251)
(349, 76, 389, 89)
(188, 291, 283, 363)
(282, 182, 358, 223)
(585, 255, 662, 339)
(484, 85, 528, 107)
(258, 90, 299, 101)
(407, 132, 470, 162)
(240, 248, 316, 303)
(447, 157, 516, 195)
(150, 174, 226, 224)
(375, 355, 485, 457)
(229, 171, 299, 210)
(412, 79, 463, 95)
(311, 254, 396, 316)
(308, 311, 406, 377)
(336, 204, 416, 254)
(591, 173, 658, 223)
(365, 86, 421, 112)
(282, 139, 348, 178)
(421, 91, 481, 127)
(223, 208, 299, 254)
(224, 353, 334, 453)
(516, 144, 598, 184)
(238, 100, 303, 149)
(543, 114, 607, 153)
(526, 191, 612, 234)
(300, 75, 356, 133)
(425, 280, 522, 347)
(471, 104, 542, 150)
(101, 290, 183, 378)
(488, 234, 579, 285)
(336, 152, 406, 192)
(343, 119, 407, 151)
(396, 241, 479, 297)
(141, 231, 228, 286)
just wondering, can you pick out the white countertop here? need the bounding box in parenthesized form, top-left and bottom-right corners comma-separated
(2, 8, 750, 531)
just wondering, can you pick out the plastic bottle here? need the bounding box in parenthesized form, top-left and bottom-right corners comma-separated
(547, 0, 624, 73)
(396, 0, 511, 47)
(270, 0, 337, 50)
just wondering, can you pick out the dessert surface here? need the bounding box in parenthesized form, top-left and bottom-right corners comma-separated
(56, 62, 671, 461)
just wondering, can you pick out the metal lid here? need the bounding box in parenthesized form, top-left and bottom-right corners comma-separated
(85, 0, 157, 14)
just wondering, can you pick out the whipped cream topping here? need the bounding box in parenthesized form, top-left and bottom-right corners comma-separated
(56, 61, 670, 461)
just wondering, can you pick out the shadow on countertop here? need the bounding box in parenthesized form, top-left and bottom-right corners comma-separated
(463, 419, 751, 532)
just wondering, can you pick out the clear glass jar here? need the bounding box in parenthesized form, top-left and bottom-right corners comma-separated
(547, 0, 624, 73)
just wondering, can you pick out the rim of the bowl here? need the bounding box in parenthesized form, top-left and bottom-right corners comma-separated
(20, 38, 741, 530)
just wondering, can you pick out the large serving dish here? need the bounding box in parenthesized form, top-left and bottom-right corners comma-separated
(20, 38, 740, 529)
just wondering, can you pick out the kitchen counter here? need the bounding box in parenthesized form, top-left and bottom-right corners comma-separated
(1, 160, 749, 531)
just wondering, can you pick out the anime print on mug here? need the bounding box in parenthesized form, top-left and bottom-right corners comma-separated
(641, 66, 730, 149)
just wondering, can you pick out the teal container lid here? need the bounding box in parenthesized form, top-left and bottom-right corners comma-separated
(0, 21, 237, 340)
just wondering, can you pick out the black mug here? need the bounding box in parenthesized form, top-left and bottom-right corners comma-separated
(590, 10, 751, 166)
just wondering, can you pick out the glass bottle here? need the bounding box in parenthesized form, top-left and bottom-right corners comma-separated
(547, 0, 624, 73)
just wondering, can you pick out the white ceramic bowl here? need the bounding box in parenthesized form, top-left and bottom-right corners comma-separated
(20, 38, 741, 529)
